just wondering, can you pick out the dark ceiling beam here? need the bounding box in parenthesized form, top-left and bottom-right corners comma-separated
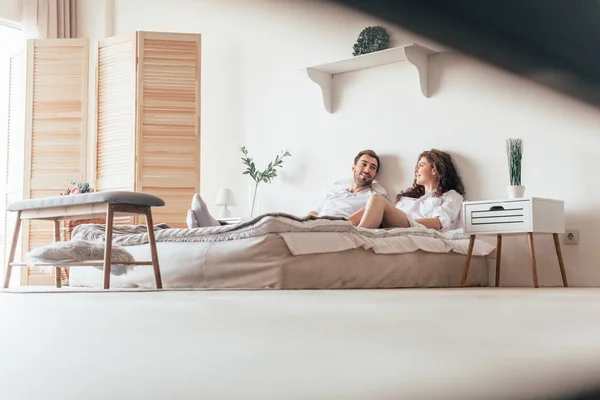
(332, 0, 600, 108)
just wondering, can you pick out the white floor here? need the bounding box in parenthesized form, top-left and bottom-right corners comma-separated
(1, 288, 600, 400)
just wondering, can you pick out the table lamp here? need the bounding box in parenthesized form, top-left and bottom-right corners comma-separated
(215, 188, 236, 218)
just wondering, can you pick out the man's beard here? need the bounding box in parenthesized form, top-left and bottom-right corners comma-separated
(355, 172, 374, 187)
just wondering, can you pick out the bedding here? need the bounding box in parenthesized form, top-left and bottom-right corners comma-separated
(68, 213, 494, 256)
(69, 235, 491, 289)
(63, 213, 494, 289)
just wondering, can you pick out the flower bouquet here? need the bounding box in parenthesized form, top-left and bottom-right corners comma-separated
(60, 181, 95, 196)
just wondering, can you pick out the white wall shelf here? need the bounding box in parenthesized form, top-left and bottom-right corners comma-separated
(307, 43, 438, 113)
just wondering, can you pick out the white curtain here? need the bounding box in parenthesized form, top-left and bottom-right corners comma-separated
(22, 0, 77, 39)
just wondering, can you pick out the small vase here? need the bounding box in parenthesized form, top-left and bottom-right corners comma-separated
(507, 185, 525, 199)
(248, 183, 260, 218)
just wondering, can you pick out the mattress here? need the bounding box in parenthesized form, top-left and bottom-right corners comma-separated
(69, 234, 490, 289)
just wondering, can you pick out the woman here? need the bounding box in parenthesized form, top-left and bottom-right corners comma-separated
(347, 149, 465, 232)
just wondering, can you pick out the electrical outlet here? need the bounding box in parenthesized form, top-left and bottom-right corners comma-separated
(565, 229, 579, 245)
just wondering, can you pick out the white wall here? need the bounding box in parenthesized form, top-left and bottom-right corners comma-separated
(79, 0, 600, 286)
(76, 0, 114, 40)
(0, 0, 22, 23)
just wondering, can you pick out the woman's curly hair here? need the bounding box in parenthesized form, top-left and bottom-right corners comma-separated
(396, 149, 465, 202)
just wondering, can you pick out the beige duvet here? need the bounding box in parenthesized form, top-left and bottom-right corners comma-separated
(69, 234, 490, 289)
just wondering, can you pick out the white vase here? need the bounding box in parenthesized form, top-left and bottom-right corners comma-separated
(507, 185, 525, 199)
(248, 183, 260, 218)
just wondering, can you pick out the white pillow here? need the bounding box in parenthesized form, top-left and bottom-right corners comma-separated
(330, 177, 388, 198)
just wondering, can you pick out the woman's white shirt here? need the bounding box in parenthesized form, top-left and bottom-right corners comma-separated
(396, 190, 464, 231)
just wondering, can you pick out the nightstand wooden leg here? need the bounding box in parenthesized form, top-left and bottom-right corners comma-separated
(461, 234, 476, 287)
(527, 232, 539, 288)
(495, 235, 502, 287)
(553, 233, 568, 287)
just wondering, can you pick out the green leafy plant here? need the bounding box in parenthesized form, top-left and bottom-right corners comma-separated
(506, 138, 523, 186)
(352, 26, 390, 56)
(240, 146, 291, 217)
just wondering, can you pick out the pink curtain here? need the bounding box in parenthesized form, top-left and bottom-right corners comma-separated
(23, 0, 77, 39)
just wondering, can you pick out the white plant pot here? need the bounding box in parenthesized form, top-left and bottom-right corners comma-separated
(507, 185, 525, 199)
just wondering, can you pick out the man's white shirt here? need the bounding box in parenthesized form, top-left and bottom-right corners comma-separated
(314, 187, 385, 218)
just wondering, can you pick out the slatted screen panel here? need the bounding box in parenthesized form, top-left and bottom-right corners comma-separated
(96, 36, 137, 225)
(3, 51, 25, 270)
(25, 39, 89, 285)
(96, 36, 136, 192)
(136, 32, 200, 228)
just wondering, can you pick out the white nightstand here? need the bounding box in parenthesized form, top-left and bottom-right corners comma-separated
(218, 217, 241, 225)
(461, 197, 568, 288)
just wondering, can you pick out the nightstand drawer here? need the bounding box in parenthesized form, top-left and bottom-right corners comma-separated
(465, 200, 531, 233)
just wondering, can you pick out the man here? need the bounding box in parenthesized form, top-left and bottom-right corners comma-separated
(309, 149, 386, 218)
(187, 149, 385, 227)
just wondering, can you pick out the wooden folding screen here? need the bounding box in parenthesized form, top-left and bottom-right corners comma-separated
(96, 32, 201, 228)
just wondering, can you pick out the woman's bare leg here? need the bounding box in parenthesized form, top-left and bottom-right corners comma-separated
(347, 208, 365, 226)
(358, 194, 411, 229)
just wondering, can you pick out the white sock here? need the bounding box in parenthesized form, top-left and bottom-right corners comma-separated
(186, 209, 199, 228)
(191, 194, 220, 227)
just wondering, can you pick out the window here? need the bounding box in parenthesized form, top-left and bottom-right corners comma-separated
(0, 22, 24, 270)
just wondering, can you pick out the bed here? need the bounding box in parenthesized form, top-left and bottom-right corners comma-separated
(64, 214, 494, 289)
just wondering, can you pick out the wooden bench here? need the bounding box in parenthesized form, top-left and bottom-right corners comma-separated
(3, 191, 165, 290)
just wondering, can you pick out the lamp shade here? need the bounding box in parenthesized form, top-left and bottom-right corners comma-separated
(215, 188, 236, 206)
